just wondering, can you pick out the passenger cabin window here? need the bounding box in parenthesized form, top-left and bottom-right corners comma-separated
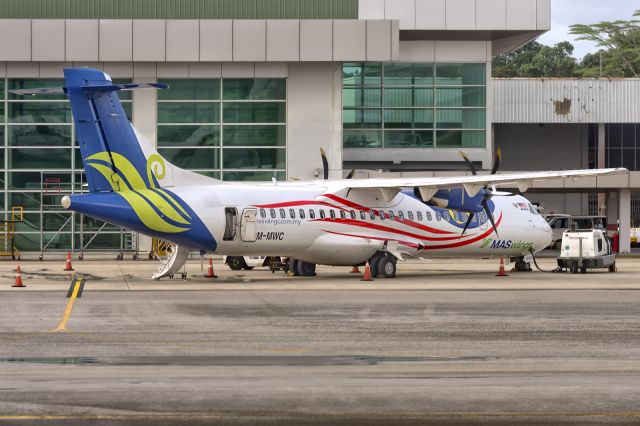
(289, 209, 296, 219)
(435, 211, 442, 221)
(369, 211, 376, 220)
(309, 209, 316, 219)
(426, 212, 433, 221)
(350, 210, 357, 220)
(270, 208, 276, 219)
(379, 211, 385, 221)
(319, 210, 326, 219)
(299, 209, 305, 219)
(388, 211, 395, 220)
(408, 211, 414, 221)
(280, 208, 286, 219)
(340, 210, 346, 219)
(417, 211, 423, 221)
(330, 210, 336, 219)
(260, 208, 266, 219)
(398, 211, 405, 221)
(360, 211, 366, 220)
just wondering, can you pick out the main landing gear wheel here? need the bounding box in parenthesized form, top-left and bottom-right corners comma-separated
(377, 254, 397, 279)
(368, 252, 396, 279)
(368, 254, 382, 279)
(227, 256, 246, 271)
(296, 260, 316, 277)
(290, 259, 300, 276)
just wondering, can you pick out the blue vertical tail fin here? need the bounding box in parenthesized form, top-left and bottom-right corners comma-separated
(64, 68, 164, 192)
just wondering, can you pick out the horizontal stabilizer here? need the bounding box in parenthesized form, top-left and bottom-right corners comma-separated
(10, 82, 168, 96)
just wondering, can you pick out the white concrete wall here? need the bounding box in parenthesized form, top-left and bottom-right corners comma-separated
(0, 19, 399, 63)
(359, 0, 550, 31)
(287, 62, 343, 180)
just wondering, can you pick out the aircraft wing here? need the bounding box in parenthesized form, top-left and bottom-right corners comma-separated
(332, 168, 628, 201)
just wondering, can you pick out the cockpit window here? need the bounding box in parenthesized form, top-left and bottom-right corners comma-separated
(528, 204, 538, 215)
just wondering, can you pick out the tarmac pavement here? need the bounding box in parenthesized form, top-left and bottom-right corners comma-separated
(1, 257, 640, 425)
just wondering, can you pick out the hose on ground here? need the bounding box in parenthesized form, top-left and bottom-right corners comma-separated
(528, 248, 564, 273)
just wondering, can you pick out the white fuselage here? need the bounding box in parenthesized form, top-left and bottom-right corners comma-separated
(171, 181, 553, 266)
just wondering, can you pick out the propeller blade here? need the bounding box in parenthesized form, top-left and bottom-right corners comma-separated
(458, 151, 477, 175)
(345, 169, 355, 179)
(482, 199, 499, 238)
(461, 213, 475, 236)
(320, 148, 329, 180)
(490, 148, 501, 175)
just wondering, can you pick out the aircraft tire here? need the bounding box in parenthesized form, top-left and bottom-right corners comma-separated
(227, 256, 246, 271)
(368, 253, 383, 279)
(290, 259, 300, 276)
(297, 261, 316, 277)
(378, 255, 397, 279)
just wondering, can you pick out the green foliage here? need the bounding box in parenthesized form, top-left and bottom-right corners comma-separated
(492, 41, 577, 78)
(569, 13, 640, 77)
(493, 8, 640, 78)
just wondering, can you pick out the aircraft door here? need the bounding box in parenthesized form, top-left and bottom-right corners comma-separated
(223, 207, 238, 241)
(240, 208, 258, 242)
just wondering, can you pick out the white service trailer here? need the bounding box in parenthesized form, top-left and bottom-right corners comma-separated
(557, 230, 616, 273)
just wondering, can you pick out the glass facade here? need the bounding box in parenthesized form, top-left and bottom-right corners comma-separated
(2, 79, 131, 252)
(343, 62, 486, 149)
(157, 78, 286, 181)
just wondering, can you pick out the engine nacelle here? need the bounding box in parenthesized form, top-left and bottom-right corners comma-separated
(414, 188, 488, 213)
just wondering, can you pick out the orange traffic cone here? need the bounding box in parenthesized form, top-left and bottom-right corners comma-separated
(361, 262, 374, 282)
(63, 251, 74, 271)
(12, 265, 25, 288)
(350, 265, 361, 274)
(205, 257, 217, 278)
(496, 257, 509, 277)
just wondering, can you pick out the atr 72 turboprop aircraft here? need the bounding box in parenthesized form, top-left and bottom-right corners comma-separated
(14, 68, 627, 279)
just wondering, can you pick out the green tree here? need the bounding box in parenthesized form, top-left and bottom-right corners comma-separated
(570, 11, 640, 77)
(492, 41, 577, 77)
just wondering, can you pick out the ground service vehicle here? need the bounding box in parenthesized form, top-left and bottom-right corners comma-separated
(557, 229, 616, 273)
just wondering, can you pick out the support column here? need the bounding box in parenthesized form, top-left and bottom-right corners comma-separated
(132, 77, 158, 254)
(597, 123, 606, 215)
(618, 189, 631, 255)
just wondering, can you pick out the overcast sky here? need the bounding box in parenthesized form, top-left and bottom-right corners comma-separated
(537, 0, 639, 59)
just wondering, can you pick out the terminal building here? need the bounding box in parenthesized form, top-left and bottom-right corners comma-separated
(2, 0, 635, 256)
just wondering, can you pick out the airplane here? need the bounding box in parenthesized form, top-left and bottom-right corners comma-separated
(13, 68, 628, 279)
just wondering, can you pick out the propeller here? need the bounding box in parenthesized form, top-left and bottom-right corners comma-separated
(320, 148, 329, 180)
(458, 149, 502, 237)
(320, 148, 355, 180)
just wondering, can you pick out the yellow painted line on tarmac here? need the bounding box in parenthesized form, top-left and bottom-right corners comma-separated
(51, 276, 82, 333)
